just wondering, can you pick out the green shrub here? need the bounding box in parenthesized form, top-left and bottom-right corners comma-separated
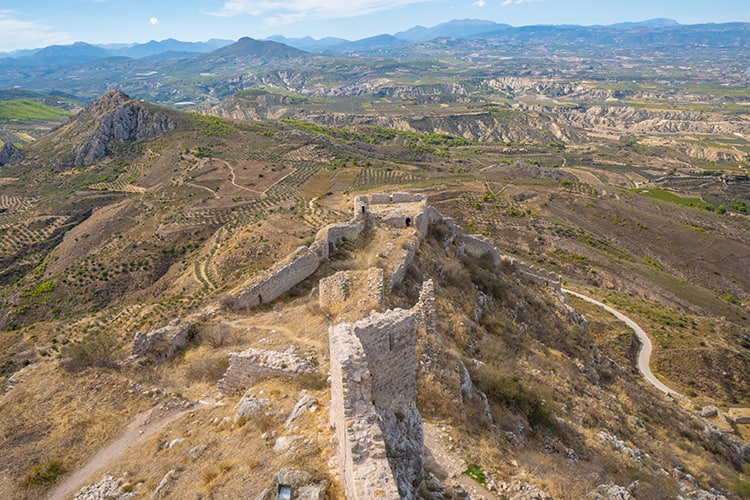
(471, 364, 557, 432)
(22, 459, 65, 486)
(61, 331, 117, 371)
(733, 478, 750, 498)
(464, 464, 487, 485)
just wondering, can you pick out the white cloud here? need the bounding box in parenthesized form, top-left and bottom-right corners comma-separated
(473, 0, 486, 6)
(209, 0, 431, 24)
(149, 17, 159, 25)
(502, 0, 538, 5)
(0, 10, 73, 52)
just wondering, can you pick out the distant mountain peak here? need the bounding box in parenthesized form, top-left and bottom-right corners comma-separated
(610, 18, 681, 28)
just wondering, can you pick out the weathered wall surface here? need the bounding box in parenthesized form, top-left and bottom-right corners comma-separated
(414, 279, 437, 335)
(233, 218, 365, 310)
(329, 322, 400, 499)
(329, 309, 423, 498)
(461, 233, 503, 266)
(218, 347, 316, 395)
(234, 248, 320, 309)
(389, 235, 420, 291)
(317, 220, 365, 259)
(132, 319, 193, 361)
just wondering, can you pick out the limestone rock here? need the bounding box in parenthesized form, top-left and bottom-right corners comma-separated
(273, 435, 300, 454)
(72, 90, 176, 167)
(272, 469, 313, 487)
(0, 142, 23, 166)
(74, 475, 137, 500)
(585, 483, 632, 500)
(285, 394, 318, 428)
(151, 469, 176, 499)
(235, 395, 271, 422)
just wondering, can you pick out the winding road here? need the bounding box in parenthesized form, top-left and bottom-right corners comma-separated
(562, 288, 684, 399)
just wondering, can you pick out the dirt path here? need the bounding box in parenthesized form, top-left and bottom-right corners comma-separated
(562, 288, 686, 400)
(48, 401, 205, 500)
(423, 423, 499, 499)
(222, 160, 264, 195)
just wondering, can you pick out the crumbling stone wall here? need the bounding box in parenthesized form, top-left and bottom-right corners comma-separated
(319, 268, 384, 313)
(329, 309, 423, 498)
(316, 220, 365, 260)
(329, 321, 401, 499)
(460, 233, 503, 266)
(515, 261, 561, 290)
(234, 247, 320, 309)
(389, 235, 420, 291)
(132, 319, 193, 361)
(414, 279, 437, 335)
(218, 347, 316, 395)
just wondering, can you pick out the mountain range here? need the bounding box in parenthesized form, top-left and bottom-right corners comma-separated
(3, 18, 749, 67)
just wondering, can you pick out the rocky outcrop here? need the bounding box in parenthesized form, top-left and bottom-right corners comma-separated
(0, 142, 23, 166)
(72, 90, 175, 167)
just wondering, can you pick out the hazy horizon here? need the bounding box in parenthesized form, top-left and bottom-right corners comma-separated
(1, 0, 749, 53)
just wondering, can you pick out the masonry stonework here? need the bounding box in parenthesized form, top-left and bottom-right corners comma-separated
(218, 348, 316, 395)
(329, 307, 424, 498)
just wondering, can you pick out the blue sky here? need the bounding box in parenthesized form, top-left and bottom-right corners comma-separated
(1, 0, 749, 52)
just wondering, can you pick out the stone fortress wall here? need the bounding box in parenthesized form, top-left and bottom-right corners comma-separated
(217, 347, 317, 395)
(212, 192, 563, 498)
(328, 289, 430, 498)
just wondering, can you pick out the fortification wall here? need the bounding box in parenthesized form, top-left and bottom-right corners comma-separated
(218, 347, 316, 395)
(460, 233, 503, 266)
(234, 248, 320, 309)
(329, 309, 424, 497)
(515, 262, 561, 290)
(329, 322, 400, 499)
(317, 220, 365, 258)
(132, 319, 192, 361)
(389, 235, 420, 291)
(414, 279, 437, 335)
(352, 309, 417, 410)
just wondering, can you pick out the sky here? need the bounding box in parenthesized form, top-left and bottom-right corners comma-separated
(1, 0, 749, 53)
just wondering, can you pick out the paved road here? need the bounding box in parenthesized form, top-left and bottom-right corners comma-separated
(562, 288, 683, 399)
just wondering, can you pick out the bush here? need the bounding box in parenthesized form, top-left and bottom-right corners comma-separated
(298, 371, 328, 391)
(22, 459, 65, 486)
(471, 364, 556, 432)
(61, 331, 117, 371)
(733, 478, 750, 498)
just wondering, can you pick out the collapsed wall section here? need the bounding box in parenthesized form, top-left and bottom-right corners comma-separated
(233, 220, 365, 310)
(428, 208, 561, 290)
(218, 347, 316, 395)
(319, 267, 384, 315)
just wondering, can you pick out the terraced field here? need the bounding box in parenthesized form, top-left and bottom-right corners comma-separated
(0, 216, 66, 259)
(352, 167, 419, 188)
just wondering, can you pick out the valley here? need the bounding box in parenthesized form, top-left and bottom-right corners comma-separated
(0, 18, 749, 500)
